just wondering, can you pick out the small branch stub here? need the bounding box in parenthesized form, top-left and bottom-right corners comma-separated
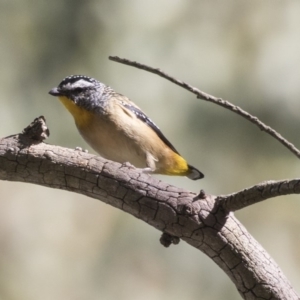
(22, 116, 49, 142)
(160, 233, 180, 247)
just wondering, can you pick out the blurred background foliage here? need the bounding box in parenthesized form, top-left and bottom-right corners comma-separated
(0, 1, 300, 299)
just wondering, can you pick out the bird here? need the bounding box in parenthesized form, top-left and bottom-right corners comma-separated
(49, 75, 204, 180)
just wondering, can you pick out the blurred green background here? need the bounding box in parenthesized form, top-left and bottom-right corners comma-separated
(0, 1, 300, 299)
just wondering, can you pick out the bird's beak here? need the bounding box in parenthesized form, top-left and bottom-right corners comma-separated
(49, 87, 62, 96)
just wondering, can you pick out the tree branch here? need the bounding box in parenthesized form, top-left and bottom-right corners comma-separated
(218, 179, 300, 212)
(0, 117, 298, 300)
(109, 56, 300, 159)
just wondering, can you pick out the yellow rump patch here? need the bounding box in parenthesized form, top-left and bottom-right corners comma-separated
(159, 153, 190, 176)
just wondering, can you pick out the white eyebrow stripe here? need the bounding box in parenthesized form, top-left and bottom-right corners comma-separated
(66, 79, 94, 90)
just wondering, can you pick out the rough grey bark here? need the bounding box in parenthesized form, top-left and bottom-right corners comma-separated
(0, 118, 298, 300)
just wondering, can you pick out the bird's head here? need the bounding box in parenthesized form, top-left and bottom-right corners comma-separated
(49, 75, 111, 111)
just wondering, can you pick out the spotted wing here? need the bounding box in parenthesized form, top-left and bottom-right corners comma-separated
(121, 102, 180, 155)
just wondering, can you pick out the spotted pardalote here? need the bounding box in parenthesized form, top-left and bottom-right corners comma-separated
(49, 75, 204, 180)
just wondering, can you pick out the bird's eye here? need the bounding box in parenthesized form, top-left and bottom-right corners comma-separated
(74, 87, 83, 93)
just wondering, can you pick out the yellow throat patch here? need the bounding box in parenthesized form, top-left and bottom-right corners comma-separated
(58, 96, 94, 129)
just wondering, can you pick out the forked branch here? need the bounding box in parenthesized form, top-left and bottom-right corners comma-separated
(0, 117, 298, 299)
(1, 59, 299, 300)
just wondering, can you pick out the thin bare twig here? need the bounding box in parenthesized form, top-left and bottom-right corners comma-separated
(218, 179, 300, 212)
(109, 56, 300, 159)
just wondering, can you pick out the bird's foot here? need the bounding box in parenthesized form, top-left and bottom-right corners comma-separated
(75, 146, 88, 153)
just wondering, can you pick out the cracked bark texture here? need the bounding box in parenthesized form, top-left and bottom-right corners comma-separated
(0, 130, 298, 300)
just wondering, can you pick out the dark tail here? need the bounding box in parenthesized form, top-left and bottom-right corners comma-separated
(187, 164, 204, 180)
